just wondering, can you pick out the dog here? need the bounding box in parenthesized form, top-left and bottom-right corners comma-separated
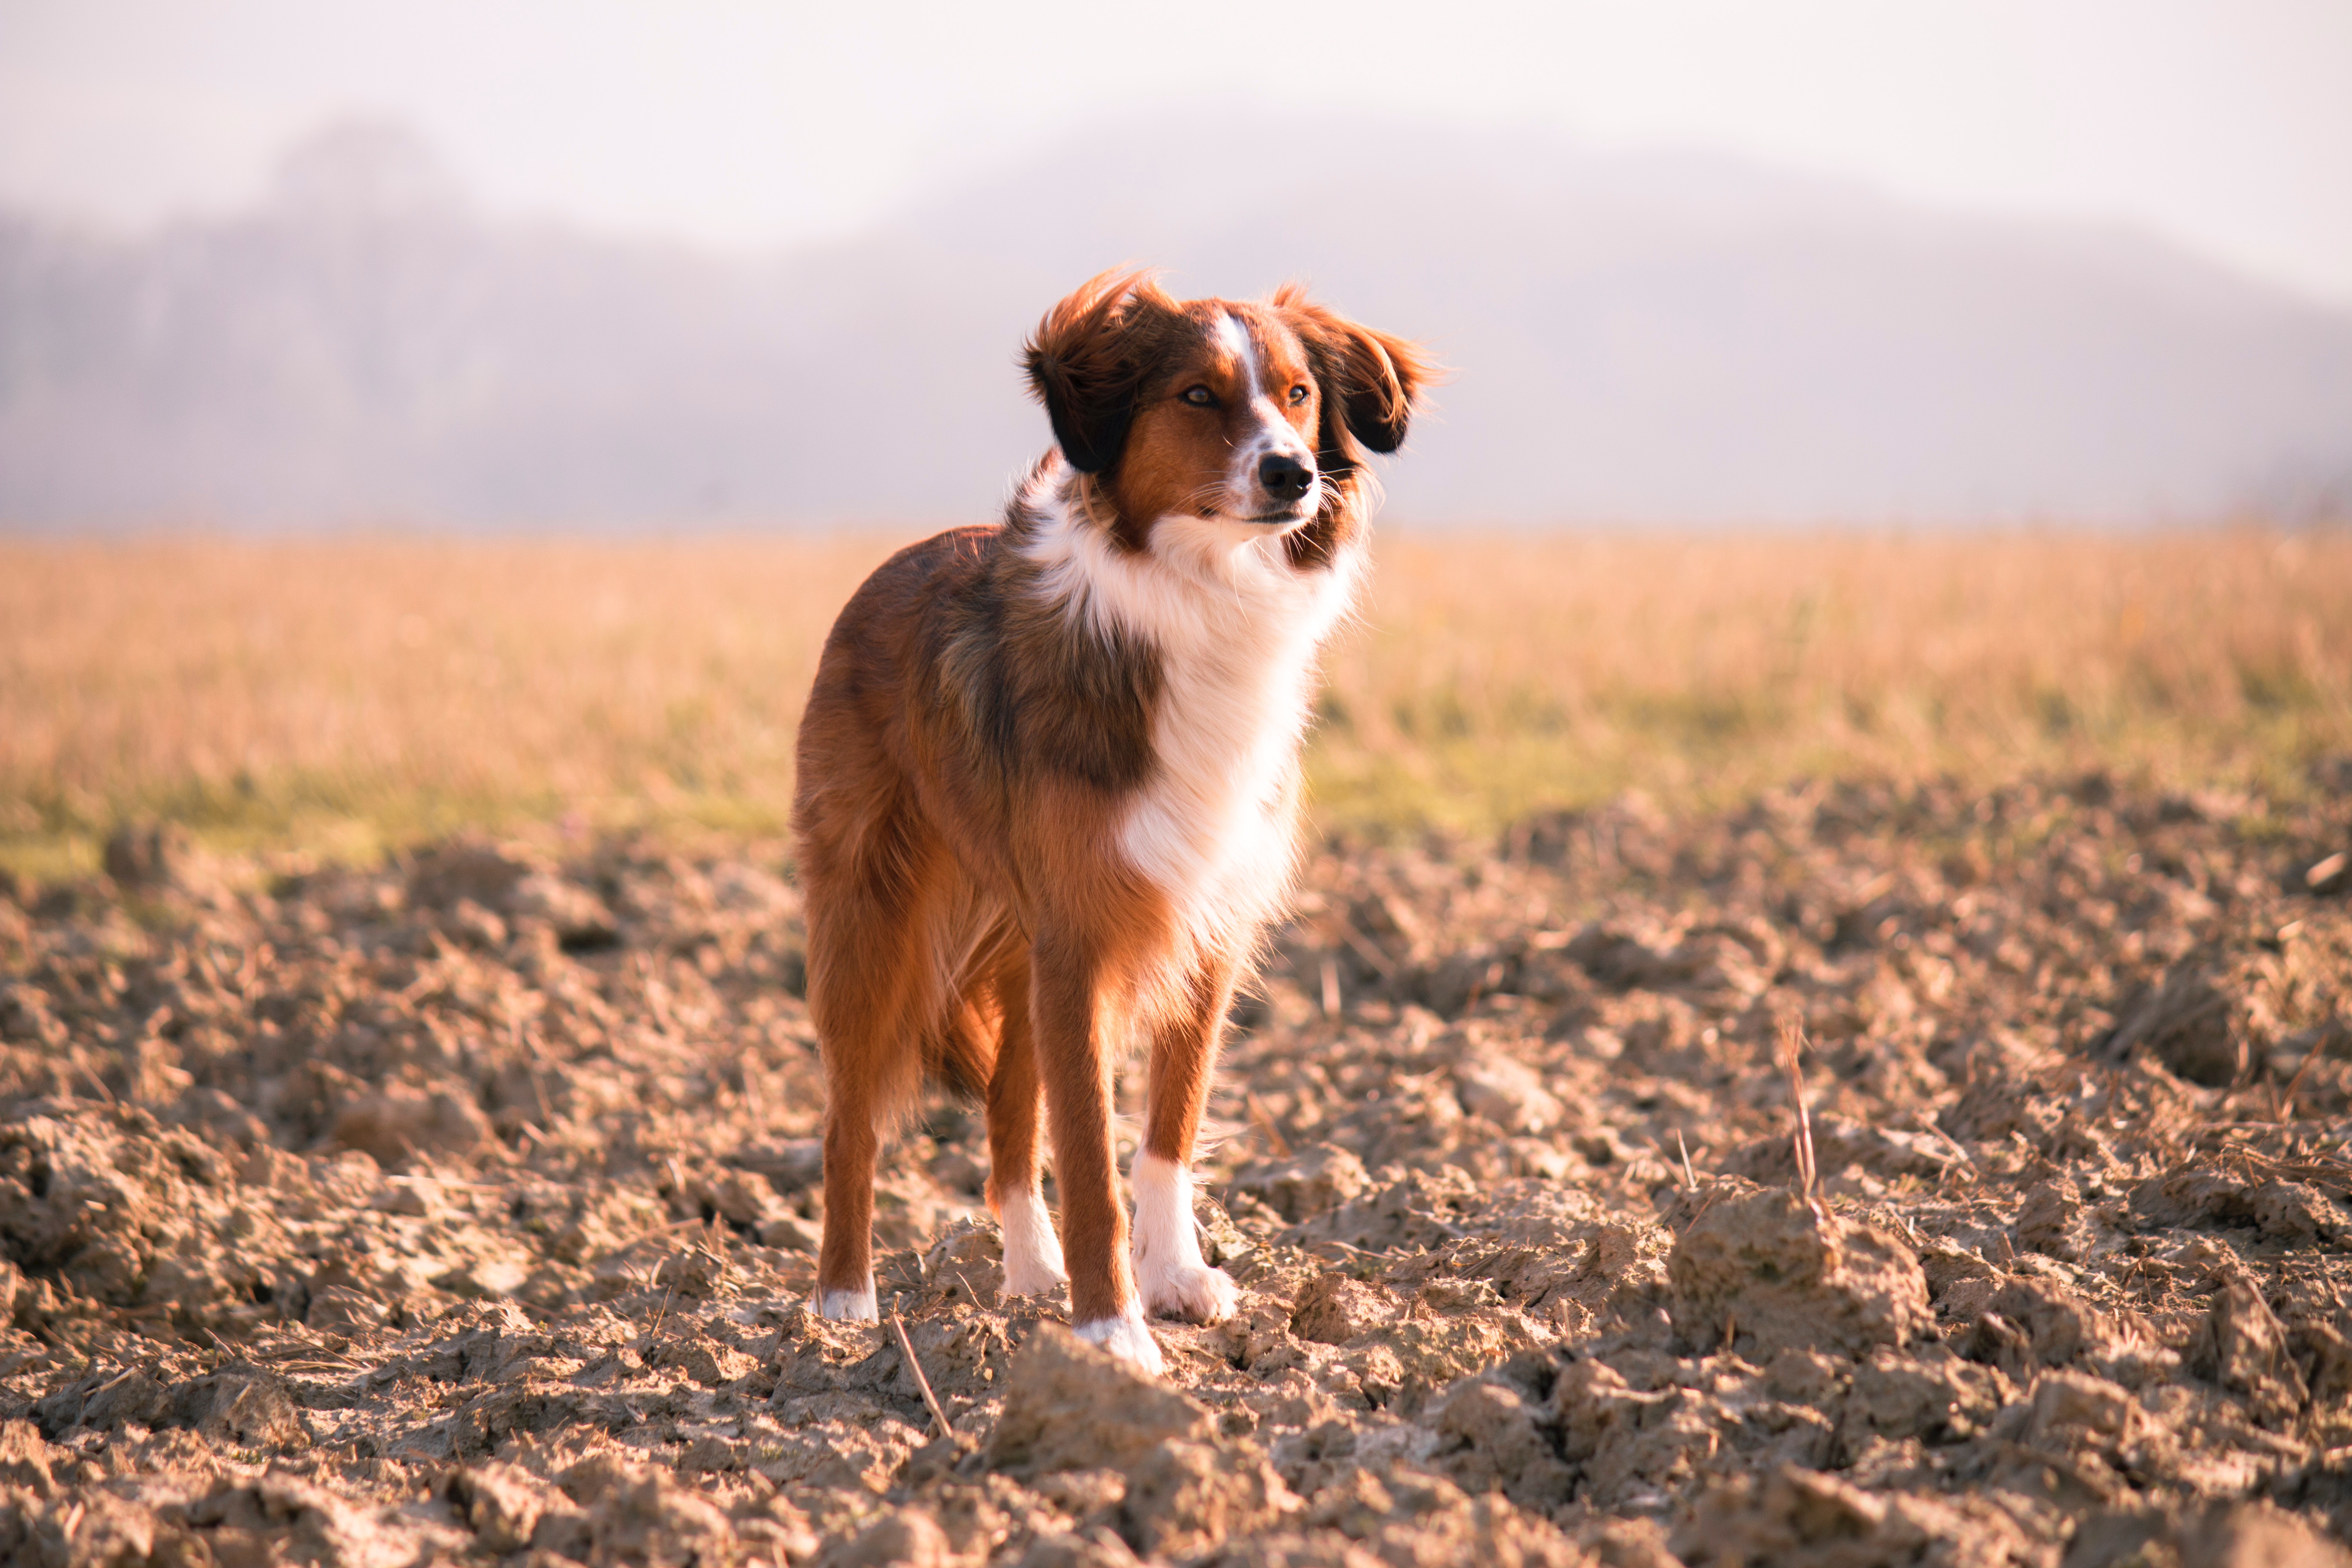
(791, 268, 1430, 1370)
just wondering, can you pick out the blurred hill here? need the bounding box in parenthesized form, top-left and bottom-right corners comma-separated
(4, 115, 2351, 528)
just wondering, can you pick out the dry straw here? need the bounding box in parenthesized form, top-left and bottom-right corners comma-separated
(891, 1295, 954, 1439)
(3, 528, 2349, 871)
(1778, 1018, 1820, 1206)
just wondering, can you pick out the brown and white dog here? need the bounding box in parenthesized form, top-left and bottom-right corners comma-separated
(791, 269, 1429, 1369)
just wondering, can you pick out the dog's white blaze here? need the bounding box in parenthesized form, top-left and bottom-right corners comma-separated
(1219, 311, 1313, 513)
(1074, 1304, 1165, 1374)
(816, 1280, 878, 1321)
(1019, 462, 1363, 966)
(1217, 311, 1255, 394)
(1132, 1151, 1238, 1322)
(995, 1185, 1068, 1299)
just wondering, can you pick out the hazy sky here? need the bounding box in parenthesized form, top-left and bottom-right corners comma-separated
(4, 0, 2349, 305)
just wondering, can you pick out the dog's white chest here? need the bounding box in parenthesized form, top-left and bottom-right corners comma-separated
(1020, 476, 1362, 949)
(1112, 531, 1357, 944)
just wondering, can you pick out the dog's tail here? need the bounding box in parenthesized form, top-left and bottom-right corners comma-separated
(927, 995, 998, 1104)
(920, 907, 1026, 1106)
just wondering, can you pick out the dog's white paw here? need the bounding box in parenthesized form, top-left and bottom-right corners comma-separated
(996, 1186, 1069, 1301)
(1073, 1305, 1165, 1375)
(1139, 1259, 1239, 1324)
(1129, 1150, 1235, 1323)
(815, 1280, 878, 1321)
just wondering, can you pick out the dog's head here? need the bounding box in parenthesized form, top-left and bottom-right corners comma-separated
(1023, 269, 1432, 549)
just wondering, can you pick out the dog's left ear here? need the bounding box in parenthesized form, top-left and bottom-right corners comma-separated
(1273, 284, 1437, 466)
(1023, 267, 1177, 474)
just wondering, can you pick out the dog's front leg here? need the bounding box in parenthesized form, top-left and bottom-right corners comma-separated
(1030, 926, 1161, 1372)
(1135, 950, 1242, 1325)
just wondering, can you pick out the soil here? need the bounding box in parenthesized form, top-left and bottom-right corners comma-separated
(3, 770, 2352, 1566)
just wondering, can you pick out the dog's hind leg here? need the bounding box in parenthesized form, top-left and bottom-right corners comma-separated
(803, 807, 949, 1323)
(1134, 948, 1242, 1325)
(980, 944, 1067, 1298)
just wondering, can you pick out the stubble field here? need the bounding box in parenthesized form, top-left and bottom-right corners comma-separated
(4, 530, 2352, 1567)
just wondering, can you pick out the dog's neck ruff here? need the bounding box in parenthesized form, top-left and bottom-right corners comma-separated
(1014, 457, 1365, 956)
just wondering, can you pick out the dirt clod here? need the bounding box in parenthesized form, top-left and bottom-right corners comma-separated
(2190, 1276, 2309, 1424)
(1666, 1183, 1931, 1360)
(986, 1325, 1216, 1477)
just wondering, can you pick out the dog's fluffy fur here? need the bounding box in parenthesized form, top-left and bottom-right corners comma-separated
(791, 269, 1429, 1369)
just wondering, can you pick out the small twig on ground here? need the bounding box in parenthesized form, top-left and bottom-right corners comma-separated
(890, 1295, 954, 1439)
(73, 1057, 117, 1105)
(1778, 1020, 1819, 1206)
(1916, 1113, 1977, 1172)
(1675, 1129, 1699, 1191)
(386, 1173, 506, 1194)
(614, 1215, 714, 1252)
(1320, 957, 1342, 1020)
(1335, 920, 1396, 978)
(1246, 1093, 1292, 1159)
(648, 1269, 681, 1343)
(2277, 1029, 2330, 1123)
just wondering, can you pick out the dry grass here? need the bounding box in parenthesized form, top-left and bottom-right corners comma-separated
(0, 536, 885, 876)
(4, 527, 2349, 877)
(1320, 528, 2352, 833)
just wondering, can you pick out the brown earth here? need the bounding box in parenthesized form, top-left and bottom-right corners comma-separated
(3, 770, 2351, 1566)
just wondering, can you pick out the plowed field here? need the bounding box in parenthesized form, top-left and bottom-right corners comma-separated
(6, 770, 2352, 1565)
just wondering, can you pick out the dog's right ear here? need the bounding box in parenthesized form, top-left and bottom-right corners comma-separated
(1023, 267, 1173, 474)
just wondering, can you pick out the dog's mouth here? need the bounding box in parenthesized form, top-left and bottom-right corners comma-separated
(1239, 505, 1314, 527)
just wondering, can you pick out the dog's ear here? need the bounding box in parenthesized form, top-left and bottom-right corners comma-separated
(1023, 267, 1176, 474)
(1273, 283, 1436, 469)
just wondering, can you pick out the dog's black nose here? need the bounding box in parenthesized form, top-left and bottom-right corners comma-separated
(1258, 453, 1313, 502)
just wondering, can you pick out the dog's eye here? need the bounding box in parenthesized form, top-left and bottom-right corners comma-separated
(1288, 383, 1311, 405)
(1182, 386, 1216, 408)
